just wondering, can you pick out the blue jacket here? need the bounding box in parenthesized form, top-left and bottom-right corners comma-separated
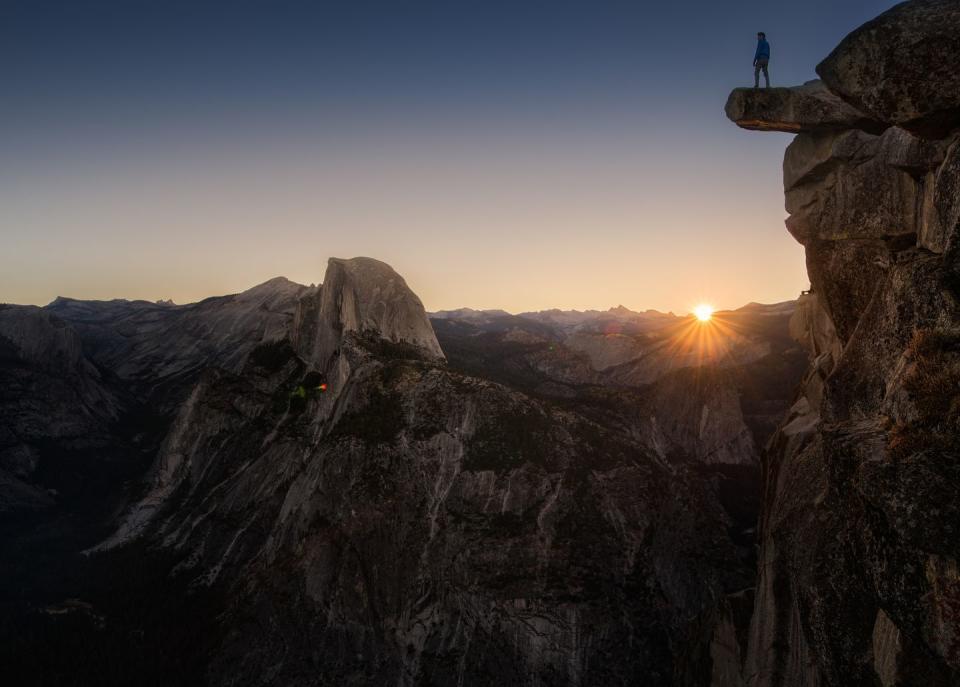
(755, 39, 770, 61)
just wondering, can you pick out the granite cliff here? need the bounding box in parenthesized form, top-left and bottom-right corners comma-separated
(727, 1, 960, 684)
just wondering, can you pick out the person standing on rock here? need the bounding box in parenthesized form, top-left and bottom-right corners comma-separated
(754, 32, 771, 88)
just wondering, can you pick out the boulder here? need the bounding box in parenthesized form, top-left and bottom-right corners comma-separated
(817, 0, 960, 139)
(725, 80, 885, 134)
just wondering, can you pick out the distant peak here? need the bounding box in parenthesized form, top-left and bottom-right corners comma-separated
(237, 276, 308, 303)
(294, 256, 444, 366)
(608, 305, 638, 316)
(243, 276, 298, 292)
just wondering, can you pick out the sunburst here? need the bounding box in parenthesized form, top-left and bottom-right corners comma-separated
(693, 304, 714, 322)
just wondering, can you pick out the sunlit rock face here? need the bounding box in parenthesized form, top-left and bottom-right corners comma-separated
(728, 1, 960, 685)
(294, 256, 445, 368)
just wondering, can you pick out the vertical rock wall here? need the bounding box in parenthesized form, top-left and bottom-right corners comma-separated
(727, 1, 960, 684)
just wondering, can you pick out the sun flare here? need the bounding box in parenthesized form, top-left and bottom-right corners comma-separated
(693, 304, 714, 322)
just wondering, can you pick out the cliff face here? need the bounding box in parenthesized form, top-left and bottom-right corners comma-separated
(727, 1, 960, 684)
(0, 305, 123, 512)
(294, 257, 445, 368)
(95, 257, 446, 551)
(114, 341, 746, 686)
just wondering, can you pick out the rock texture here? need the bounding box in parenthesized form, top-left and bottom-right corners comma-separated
(111, 343, 750, 686)
(817, 0, 960, 139)
(0, 305, 119, 511)
(93, 260, 428, 544)
(725, 80, 886, 134)
(47, 276, 308, 387)
(295, 257, 444, 368)
(727, 2, 960, 685)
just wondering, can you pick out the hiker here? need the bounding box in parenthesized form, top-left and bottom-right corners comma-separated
(754, 32, 770, 88)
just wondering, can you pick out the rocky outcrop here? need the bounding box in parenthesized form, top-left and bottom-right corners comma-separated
(727, 2, 960, 685)
(95, 258, 442, 550)
(725, 80, 886, 134)
(817, 0, 960, 139)
(295, 257, 444, 367)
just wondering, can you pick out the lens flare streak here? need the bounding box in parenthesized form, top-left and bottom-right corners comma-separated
(648, 308, 756, 375)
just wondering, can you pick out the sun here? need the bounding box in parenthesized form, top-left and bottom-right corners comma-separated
(693, 304, 714, 322)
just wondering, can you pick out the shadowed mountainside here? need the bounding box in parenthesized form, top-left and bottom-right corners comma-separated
(0, 258, 804, 686)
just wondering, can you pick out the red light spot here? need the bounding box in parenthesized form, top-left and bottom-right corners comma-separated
(318, 383, 328, 391)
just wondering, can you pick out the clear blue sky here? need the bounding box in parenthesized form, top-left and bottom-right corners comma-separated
(1, 0, 899, 313)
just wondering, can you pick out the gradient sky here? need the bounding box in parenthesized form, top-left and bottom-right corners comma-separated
(2, 0, 899, 314)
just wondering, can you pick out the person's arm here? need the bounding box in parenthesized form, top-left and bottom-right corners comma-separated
(754, 43, 760, 65)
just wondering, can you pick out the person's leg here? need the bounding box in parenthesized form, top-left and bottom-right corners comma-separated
(754, 63, 761, 88)
(763, 62, 770, 88)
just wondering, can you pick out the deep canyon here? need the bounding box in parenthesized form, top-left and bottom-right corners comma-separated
(3, 1, 960, 685)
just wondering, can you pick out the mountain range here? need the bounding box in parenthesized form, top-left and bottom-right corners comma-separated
(0, 258, 804, 685)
